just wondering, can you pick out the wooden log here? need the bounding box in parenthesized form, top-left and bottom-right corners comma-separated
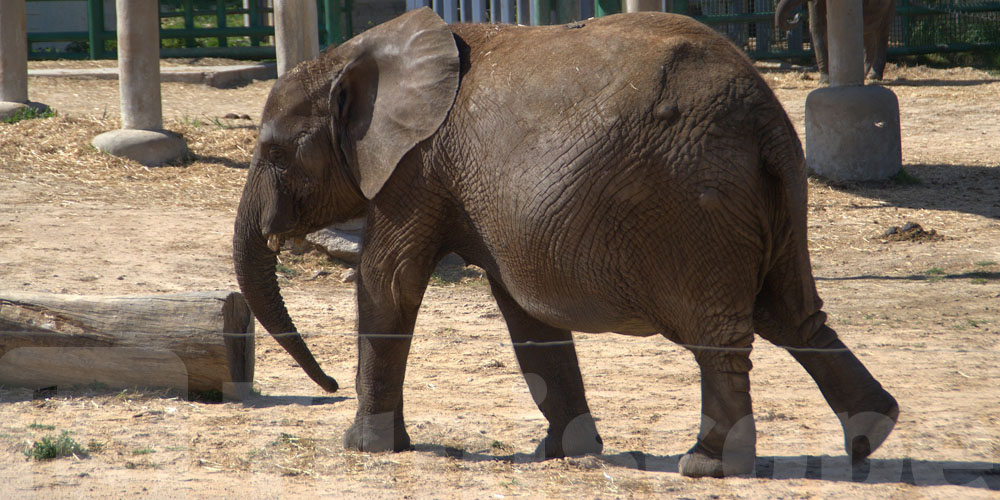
(0, 291, 254, 400)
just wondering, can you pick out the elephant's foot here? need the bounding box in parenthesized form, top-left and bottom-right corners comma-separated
(533, 413, 603, 458)
(866, 71, 885, 82)
(684, 349, 756, 478)
(818, 72, 830, 85)
(841, 390, 899, 463)
(343, 413, 412, 452)
(678, 443, 754, 478)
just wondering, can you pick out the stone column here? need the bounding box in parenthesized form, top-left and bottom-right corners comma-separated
(0, 0, 36, 120)
(274, 0, 319, 76)
(92, 0, 187, 166)
(117, 0, 162, 130)
(803, 0, 901, 181)
(827, 0, 865, 87)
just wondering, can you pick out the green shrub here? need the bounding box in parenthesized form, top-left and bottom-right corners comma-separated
(1, 106, 56, 125)
(24, 431, 87, 461)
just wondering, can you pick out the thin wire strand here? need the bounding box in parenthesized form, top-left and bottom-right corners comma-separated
(6, 330, 989, 354)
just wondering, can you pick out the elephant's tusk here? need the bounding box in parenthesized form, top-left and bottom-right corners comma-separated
(267, 234, 284, 253)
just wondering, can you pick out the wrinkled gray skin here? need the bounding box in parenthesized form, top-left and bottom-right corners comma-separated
(776, 0, 897, 82)
(233, 9, 899, 478)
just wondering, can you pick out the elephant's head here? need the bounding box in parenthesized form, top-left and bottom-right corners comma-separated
(232, 7, 460, 392)
(774, 0, 805, 30)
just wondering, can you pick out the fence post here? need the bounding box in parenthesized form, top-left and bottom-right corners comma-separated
(754, 0, 770, 54)
(555, 0, 576, 22)
(517, 0, 530, 24)
(531, 0, 552, 25)
(344, 0, 353, 36)
(595, 0, 620, 17)
(87, 0, 106, 59)
(184, 0, 197, 48)
(900, 0, 911, 47)
(91, 0, 188, 167)
(323, 0, 342, 45)
(217, 0, 229, 48)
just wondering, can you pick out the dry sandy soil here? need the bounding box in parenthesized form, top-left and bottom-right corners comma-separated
(0, 59, 998, 499)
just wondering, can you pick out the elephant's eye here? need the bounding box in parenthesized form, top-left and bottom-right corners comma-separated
(267, 145, 288, 169)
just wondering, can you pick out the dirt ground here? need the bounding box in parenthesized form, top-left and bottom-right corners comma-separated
(0, 60, 998, 499)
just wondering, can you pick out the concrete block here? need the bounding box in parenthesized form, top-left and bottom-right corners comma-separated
(805, 85, 902, 182)
(92, 129, 189, 167)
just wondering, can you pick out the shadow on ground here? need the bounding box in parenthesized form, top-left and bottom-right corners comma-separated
(416, 444, 1000, 490)
(880, 77, 999, 88)
(241, 394, 351, 408)
(819, 164, 1000, 220)
(815, 271, 1000, 282)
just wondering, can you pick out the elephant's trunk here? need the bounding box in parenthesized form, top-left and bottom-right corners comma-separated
(233, 190, 339, 393)
(775, 0, 805, 30)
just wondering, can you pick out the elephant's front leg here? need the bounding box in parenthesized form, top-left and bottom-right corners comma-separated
(678, 349, 756, 478)
(342, 265, 426, 452)
(489, 280, 603, 458)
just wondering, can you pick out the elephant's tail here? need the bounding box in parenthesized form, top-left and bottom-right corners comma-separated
(752, 97, 826, 335)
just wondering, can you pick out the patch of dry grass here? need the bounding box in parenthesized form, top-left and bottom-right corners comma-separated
(0, 114, 255, 210)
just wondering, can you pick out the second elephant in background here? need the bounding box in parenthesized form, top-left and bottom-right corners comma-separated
(776, 0, 896, 82)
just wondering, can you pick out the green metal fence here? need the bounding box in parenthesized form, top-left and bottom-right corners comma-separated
(27, 0, 1000, 61)
(669, 0, 1000, 60)
(26, 0, 353, 60)
(416, 0, 1000, 60)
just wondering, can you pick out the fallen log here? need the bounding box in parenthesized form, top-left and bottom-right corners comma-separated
(0, 291, 254, 400)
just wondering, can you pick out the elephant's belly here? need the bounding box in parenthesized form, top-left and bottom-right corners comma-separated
(506, 283, 661, 336)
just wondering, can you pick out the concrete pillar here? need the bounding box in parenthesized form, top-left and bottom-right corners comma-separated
(826, 0, 865, 87)
(0, 0, 37, 120)
(0, 0, 28, 103)
(274, 0, 319, 76)
(803, 0, 901, 182)
(116, 0, 162, 130)
(92, 0, 187, 166)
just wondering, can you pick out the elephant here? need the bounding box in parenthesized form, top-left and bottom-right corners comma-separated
(232, 8, 899, 478)
(775, 0, 896, 82)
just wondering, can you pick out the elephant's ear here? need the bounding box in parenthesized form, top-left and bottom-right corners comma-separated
(329, 8, 459, 199)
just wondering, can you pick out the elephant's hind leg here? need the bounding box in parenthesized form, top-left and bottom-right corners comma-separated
(489, 279, 603, 459)
(754, 266, 898, 462)
(678, 340, 757, 478)
(788, 326, 898, 462)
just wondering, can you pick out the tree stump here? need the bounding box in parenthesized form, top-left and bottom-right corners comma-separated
(0, 291, 255, 400)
